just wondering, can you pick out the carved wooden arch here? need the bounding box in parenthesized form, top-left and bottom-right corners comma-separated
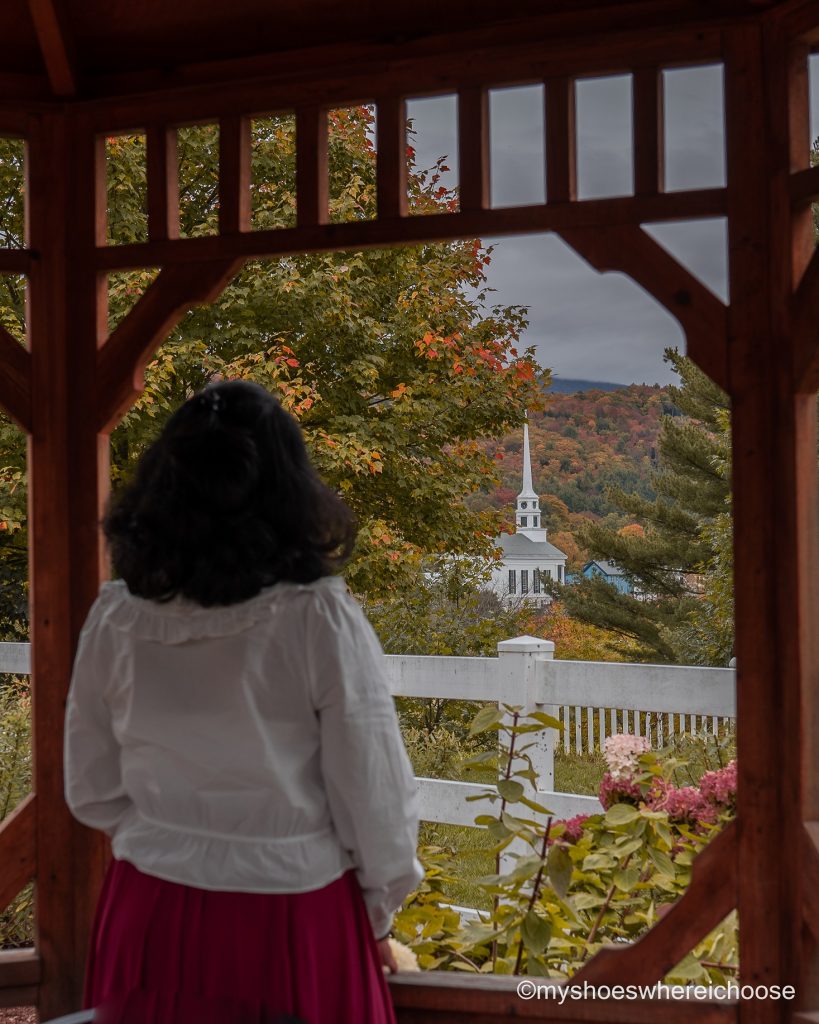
(0, 6, 816, 1023)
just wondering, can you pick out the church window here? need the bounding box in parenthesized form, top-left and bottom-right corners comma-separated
(508, 569, 516, 594)
(533, 516, 539, 527)
(533, 570, 541, 594)
(545, 568, 552, 579)
(521, 570, 529, 593)
(521, 501, 527, 509)
(520, 516, 527, 527)
(558, 564, 564, 582)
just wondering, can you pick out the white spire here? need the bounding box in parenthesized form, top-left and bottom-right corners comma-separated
(515, 415, 547, 540)
(519, 420, 537, 499)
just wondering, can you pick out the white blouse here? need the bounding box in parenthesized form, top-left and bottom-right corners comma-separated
(64, 575, 423, 939)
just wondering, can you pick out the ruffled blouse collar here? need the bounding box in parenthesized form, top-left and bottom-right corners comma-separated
(97, 576, 346, 644)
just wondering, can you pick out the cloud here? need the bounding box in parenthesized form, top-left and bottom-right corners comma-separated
(405, 66, 732, 385)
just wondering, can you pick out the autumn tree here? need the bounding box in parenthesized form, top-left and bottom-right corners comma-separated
(558, 350, 731, 664)
(0, 109, 543, 634)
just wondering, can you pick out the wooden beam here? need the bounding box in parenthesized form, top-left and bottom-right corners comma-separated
(545, 77, 576, 203)
(0, 948, 40, 1010)
(86, 23, 724, 134)
(791, 247, 819, 393)
(218, 115, 251, 235)
(146, 127, 179, 243)
(0, 251, 33, 274)
(458, 87, 490, 213)
(377, 96, 408, 220)
(0, 327, 32, 432)
(633, 67, 664, 196)
(389, 972, 737, 1023)
(572, 822, 736, 987)
(296, 106, 329, 228)
(789, 164, 819, 205)
(559, 224, 729, 391)
(96, 260, 243, 432)
(25, 0, 76, 97)
(95, 187, 729, 272)
(0, 949, 40, 993)
(0, 794, 35, 914)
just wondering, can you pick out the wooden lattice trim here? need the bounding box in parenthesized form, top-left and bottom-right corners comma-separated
(93, 187, 728, 272)
(389, 971, 737, 1023)
(376, 96, 409, 221)
(0, 795, 35, 914)
(545, 77, 576, 204)
(296, 106, 329, 229)
(571, 822, 736, 987)
(219, 115, 252, 235)
(559, 224, 729, 392)
(633, 67, 664, 198)
(96, 260, 243, 431)
(458, 87, 490, 214)
(146, 126, 179, 243)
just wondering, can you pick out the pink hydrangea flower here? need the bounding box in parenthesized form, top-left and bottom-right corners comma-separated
(603, 734, 650, 780)
(650, 784, 717, 825)
(561, 814, 590, 843)
(599, 770, 642, 810)
(699, 761, 737, 813)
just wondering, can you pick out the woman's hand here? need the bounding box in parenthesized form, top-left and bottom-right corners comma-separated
(378, 937, 399, 973)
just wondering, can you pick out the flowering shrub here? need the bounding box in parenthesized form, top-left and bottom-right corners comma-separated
(603, 733, 650, 778)
(395, 714, 738, 982)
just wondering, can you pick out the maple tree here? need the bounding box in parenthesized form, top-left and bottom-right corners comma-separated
(0, 109, 543, 631)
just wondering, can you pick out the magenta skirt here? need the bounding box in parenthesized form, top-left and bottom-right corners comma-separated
(84, 858, 396, 1024)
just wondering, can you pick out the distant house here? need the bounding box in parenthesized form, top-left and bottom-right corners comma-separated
(581, 559, 633, 595)
(488, 420, 567, 609)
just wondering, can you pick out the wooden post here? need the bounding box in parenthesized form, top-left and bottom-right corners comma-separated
(26, 110, 110, 1019)
(496, 637, 556, 792)
(724, 23, 812, 1019)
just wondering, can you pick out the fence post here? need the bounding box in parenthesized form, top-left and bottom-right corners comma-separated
(496, 635, 556, 792)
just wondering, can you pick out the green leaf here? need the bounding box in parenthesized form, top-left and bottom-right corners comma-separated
(648, 847, 676, 878)
(473, 814, 499, 826)
(520, 911, 552, 954)
(613, 866, 640, 892)
(469, 706, 504, 736)
(572, 891, 605, 911)
(605, 803, 642, 826)
(497, 779, 525, 803)
(527, 711, 563, 730)
(547, 843, 573, 899)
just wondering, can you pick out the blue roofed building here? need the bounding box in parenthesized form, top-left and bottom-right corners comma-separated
(581, 559, 634, 595)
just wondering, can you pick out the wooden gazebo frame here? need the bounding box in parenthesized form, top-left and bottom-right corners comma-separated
(0, 2, 816, 1021)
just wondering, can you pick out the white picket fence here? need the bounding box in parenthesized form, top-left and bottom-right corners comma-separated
(0, 637, 736, 829)
(385, 636, 736, 825)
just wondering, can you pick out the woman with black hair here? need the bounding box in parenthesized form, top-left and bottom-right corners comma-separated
(64, 380, 422, 1024)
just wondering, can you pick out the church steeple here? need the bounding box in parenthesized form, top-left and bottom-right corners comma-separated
(515, 418, 548, 540)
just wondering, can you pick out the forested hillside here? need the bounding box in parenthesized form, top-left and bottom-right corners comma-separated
(467, 384, 671, 567)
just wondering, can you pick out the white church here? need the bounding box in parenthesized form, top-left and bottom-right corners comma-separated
(488, 420, 567, 609)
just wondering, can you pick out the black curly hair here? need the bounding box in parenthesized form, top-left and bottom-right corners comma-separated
(104, 380, 357, 606)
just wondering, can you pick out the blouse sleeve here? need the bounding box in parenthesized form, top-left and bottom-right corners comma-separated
(309, 581, 423, 939)
(64, 593, 132, 836)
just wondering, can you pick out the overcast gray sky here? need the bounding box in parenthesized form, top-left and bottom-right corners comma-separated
(404, 59, 819, 385)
